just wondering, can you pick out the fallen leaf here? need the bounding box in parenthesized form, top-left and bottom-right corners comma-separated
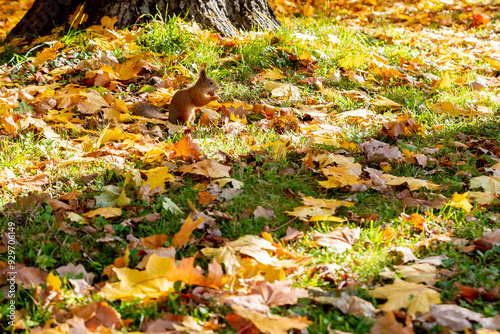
(85, 207, 122, 218)
(359, 139, 402, 161)
(178, 159, 231, 178)
(172, 215, 204, 248)
(449, 192, 473, 212)
(381, 174, 439, 191)
(142, 234, 168, 248)
(253, 206, 275, 220)
(313, 291, 378, 318)
(311, 226, 360, 252)
(417, 304, 500, 331)
(263, 81, 301, 100)
(370, 311, 414, 334)
(250, 280, 309, 307)
(231, 305, 311, 334)
(369, 277, 441, 317)
(391, 246, 418, 263)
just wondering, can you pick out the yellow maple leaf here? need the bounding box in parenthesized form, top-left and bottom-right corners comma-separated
(286, 206, 337, 219)
(85, 207, 122, 218)
(29, 42, 65, 67)
(369, 277, 441, 318)
(232, 305, 311, 334)
(449, 192, 473, 212)
(381, 174, 439, 191)
(142, 166, 175, 191)
(318, 174, 365, 188)
(100, 253, 175, 300)
(434, 72, 452, 90)
(301, 196, 353, 209)
(264, 67, 286, 80)
(47, 272, 61, 291)
(429, 102, 470, 118)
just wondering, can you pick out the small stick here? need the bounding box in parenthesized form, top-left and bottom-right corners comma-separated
(269, 216, 299, 232)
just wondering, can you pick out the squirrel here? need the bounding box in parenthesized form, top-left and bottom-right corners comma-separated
(131, 67, 220, 125)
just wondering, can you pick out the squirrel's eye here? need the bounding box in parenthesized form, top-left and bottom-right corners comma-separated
(209, 81, 214, 86)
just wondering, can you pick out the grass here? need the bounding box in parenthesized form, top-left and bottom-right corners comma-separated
(0, 4, 500, 334)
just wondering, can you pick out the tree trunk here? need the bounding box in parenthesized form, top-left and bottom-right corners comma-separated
(6, 0, 280, 42)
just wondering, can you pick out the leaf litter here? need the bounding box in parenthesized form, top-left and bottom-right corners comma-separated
(1, 0, 500, 333)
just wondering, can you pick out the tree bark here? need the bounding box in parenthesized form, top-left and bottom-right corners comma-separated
(6, 0, 280, 42)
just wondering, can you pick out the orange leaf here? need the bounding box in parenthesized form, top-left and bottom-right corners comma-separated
(142, 234, 167, 248)
(172, 215, 204, 248)
(170, 133, 201, 161)
(383, 227, 396, 241)
(198, 191, 216, 205)
(165, 257, 225, 289)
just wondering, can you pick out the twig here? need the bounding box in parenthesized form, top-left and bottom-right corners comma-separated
(269, 216, 299, 232)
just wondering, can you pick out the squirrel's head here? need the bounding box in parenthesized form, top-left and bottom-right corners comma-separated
(197, 67, 219, 93)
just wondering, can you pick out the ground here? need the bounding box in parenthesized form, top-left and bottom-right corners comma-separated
(0, 0, 500, 333)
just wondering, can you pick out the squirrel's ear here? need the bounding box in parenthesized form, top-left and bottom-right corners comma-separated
(198, 67, 207, 78)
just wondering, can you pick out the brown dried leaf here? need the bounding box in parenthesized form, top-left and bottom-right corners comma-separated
(178, 159, 231, 178)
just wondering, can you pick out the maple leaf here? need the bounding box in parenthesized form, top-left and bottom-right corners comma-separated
(229, 235, 276, 265)
(29, 42, 65, 67)
(334, 108, 378, 122)
(5, 173, 49, 195)
(475, 229, 500, 248)
(141, 234, 167, 248)
(264, 67, 286, 80)
(380, 263, 438, 285)
(170, 133, 202, 161)
(85, 207, 122, 218)
(371, 96, 402, 108)
(391, 246, 418, 263)
(381, 117, 425, 139)
(449, 192, 473, 212)
(381, 174, 439, 191)
(470, 176, 500, 193)
(312, 291, 377, 318)
(100, 253, 175, 300)
(311, 226, 360, 252)
(47, 272, 61, 291)
(83, 302, 123, 331)
(370, 311, 414, 334)
(263, 81, 301, 100)
(286, 205, 339, 220)
(56, 263, 95, 284)
(142, 166, 175, 191)
(224, 280, 308, 313)
(165, 257, 226, 289)
(318, 175, 365, 189)
(68, 3, 88, 28)
(359, 139, 402, 161)
(178, 159, 231, 178)
(77, 90, 109, 115)
(369, 277, 441, 318)
(172, 215, 204, 248)
(231, 305, 311, 334)
(429, 102, 470, 118)
(301, 196, 353, 209)
(251, 280, 309, 307)
(161, 197, 184, 215)
(253, 206, 275, 220)
(95, 185, 121, 207)
(417, 304, 500, 331)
